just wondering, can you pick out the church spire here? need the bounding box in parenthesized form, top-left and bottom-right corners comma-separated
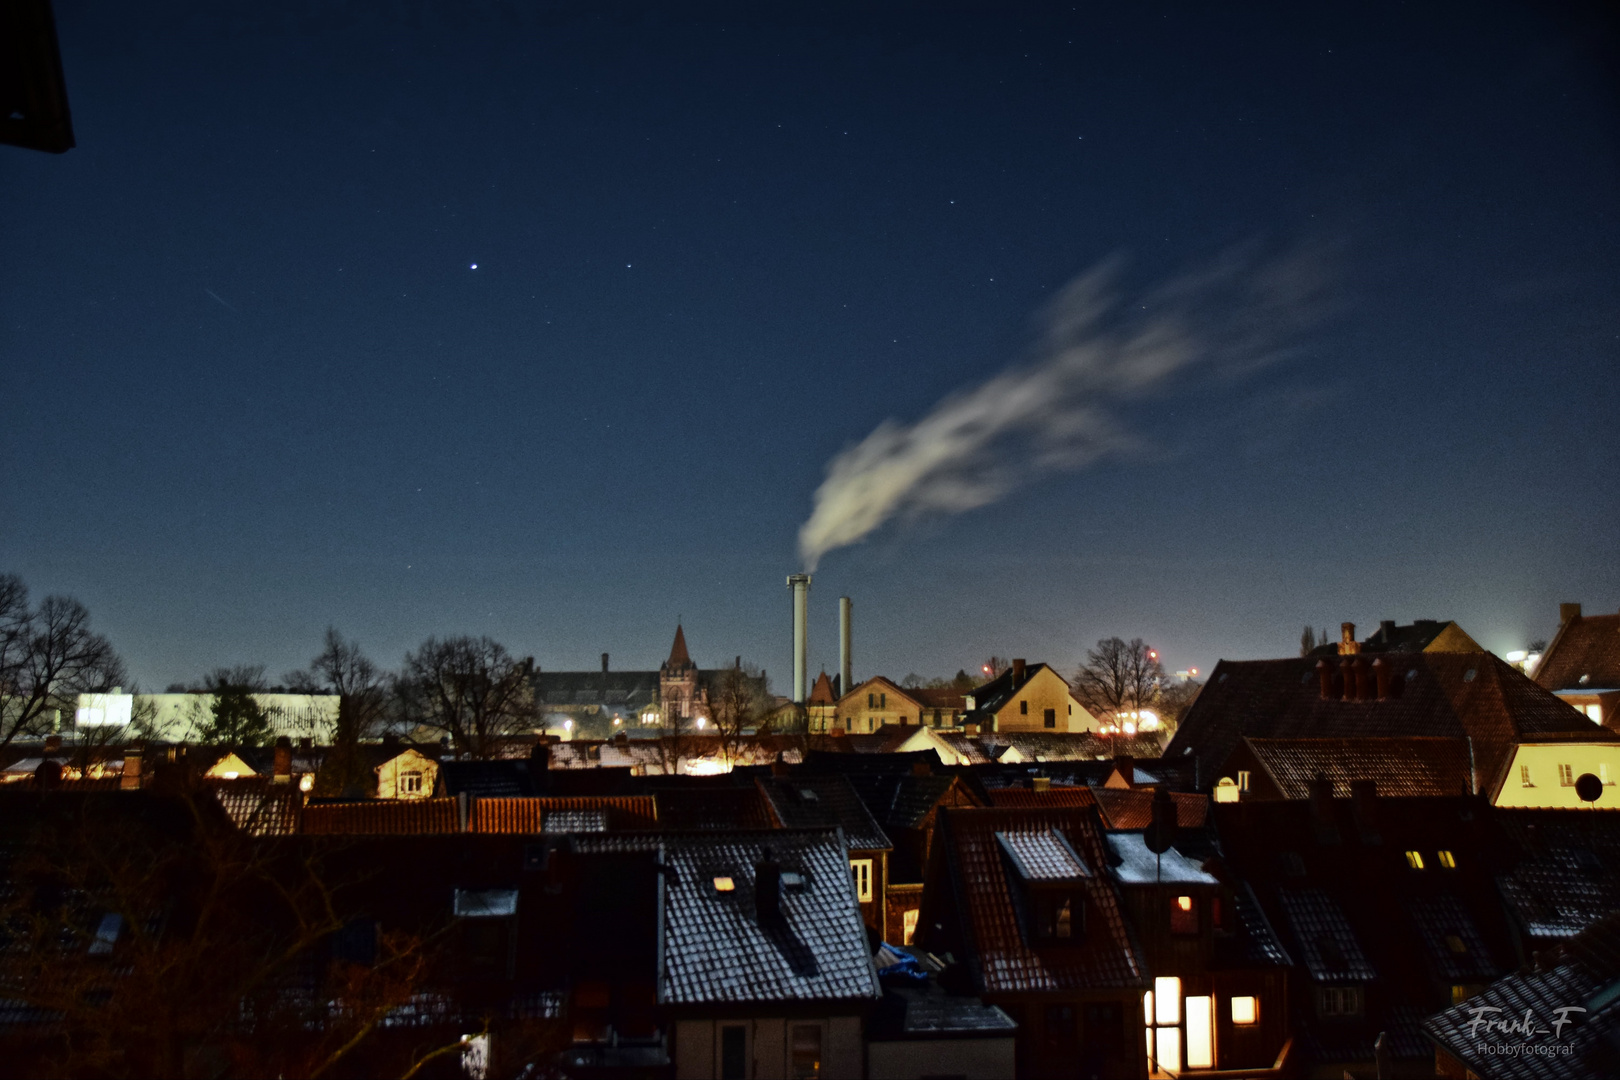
(667, 624, 692, 668)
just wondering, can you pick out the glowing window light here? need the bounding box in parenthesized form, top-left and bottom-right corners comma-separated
(1231, 996, 1258, 1025)
(1437, 850, 1457, 869)
(713, 876, 735, 892)
(1405, 850, 1425, 870)
(1154, 977, 1180, 1024)
(1176, 895, 1193, 912)
(1185, 996, 1212, 1068)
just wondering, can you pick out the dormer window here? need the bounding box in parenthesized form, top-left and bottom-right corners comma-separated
(996, 828, 1091, 945)
(1404, 851, 1425, 870)
(1170, 895, 1198, 935)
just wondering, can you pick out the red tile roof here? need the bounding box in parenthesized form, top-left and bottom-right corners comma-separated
(470, 795, 657, 833)
(301, 798, 460, 834)
(930, 806, 1147, 993)
(1240, 736, 1474, 799)
(1535, 611, 1620, 693)
(1090, 787, 1209, 829)
(985, 787, 1097, 809)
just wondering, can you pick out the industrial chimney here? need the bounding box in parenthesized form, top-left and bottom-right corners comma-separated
(787, 574, 812, 703)
(839, 596, 853, 695)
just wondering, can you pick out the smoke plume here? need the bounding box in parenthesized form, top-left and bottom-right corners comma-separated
(797, 242, 1330, 570)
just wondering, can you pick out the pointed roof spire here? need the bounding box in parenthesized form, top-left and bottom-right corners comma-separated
(808, 670, 836, 706)
(667, 624, 692, 668)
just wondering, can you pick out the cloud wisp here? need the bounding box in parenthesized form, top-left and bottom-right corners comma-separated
(797, 242, 1331, 570)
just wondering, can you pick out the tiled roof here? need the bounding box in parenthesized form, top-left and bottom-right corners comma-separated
(573, 829, 880, 1006)
(887, 775, 964, 830)
(868, 983, 1018, 1040)
(909, 688, 968, 711)
(1276, 887, 1377, 982)
(757, 775, 891, 851)
(986, 786, 1096, 809)
(1422, 909, 1620, 1080)
(1535, 611, 1620, 693)
(1104, 833, 1218, 885)
(211, 781, 301, 836)
(807, 671, 838, 706)
(1225, 881, 1293, 968)
(1495, 809, 1620, 941)
(932, 807, 1147, 994)
(1404, 892, 1502, 983)
(996, 828, 1092, 881)
(470, 797, 545, 834)
(1090, 787, 1208, 830)
(1165, 652, 1609, 798)
(652, 784, 774, 831)
(301, 798, 460, 834)
(439, 759, 542, 797)
(1241, 736, 1473, 798)
(666, 624, 692, 668)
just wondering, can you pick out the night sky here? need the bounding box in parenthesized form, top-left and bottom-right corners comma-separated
(3, 2, 1617, 692)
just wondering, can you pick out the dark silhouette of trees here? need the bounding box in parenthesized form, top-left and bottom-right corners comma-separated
(187, 665, 274, 748)
(0, 573, 127, 748)
(709, 662, 770, 767)
(288, 629, 392, 795)
(1073, 637, 1164, 718)
(398, 637, 537, 759)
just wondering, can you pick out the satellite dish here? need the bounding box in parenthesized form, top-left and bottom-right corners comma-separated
(1575, 773, 1603, 804)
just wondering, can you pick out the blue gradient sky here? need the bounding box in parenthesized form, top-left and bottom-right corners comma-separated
(3, 2, 1616, 691)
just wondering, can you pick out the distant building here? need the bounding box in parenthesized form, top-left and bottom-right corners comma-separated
(962, 660, 1100, 734)
(1306, 618, 1483, 657)
(1533, 601, 1620, 729)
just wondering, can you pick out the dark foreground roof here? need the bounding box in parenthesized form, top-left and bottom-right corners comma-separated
(573, 829, 880, 1007)
(1537, 610, 1620, 694)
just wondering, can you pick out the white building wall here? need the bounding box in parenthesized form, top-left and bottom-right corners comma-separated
(1494, 743, 1620, 808)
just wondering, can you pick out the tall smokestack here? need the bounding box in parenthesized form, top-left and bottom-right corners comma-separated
(788, 574, 812, 703)
(839, 596, 853, 695)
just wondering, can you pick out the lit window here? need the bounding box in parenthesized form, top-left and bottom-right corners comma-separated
(1404, 851, 1425, 870)
(1155, 977, 1181, 1024)
(1585, 704, 1604, 724)
(713, 876, 735, 892)
(1560, 764, 1575, 786)
(850, 859, 874, 902)
(1604, 764, 1614, 785)
(1521, 764, 1533, 787)
(1144, 976, 1185, 1074)
(1237, 770, 1250, 792)
(1437, 850, 1457, 869)
(1230, 996, 1258, 1025)
(1184, 996, 1212, 1069)
(902, 908, 920, 945)
(400, 770, 423, 794)
(1170, 895, 1198, 935)
(1215, 777, 1239, 803)
(790, 1024, 822, 1080)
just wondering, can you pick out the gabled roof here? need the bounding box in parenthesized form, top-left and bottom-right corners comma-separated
(807, 671, 838, 706)
(986, 786, 1096, 809)
(1090, 787, 1208, 830)
(1165, 652, 1610, 796)
(301, 798, 460, 835)
(1103, 832, 1218, 885)
(651, 783, 775, 831)
(996, 828, 1092, 882)
(438, 759, 543, 797)
(211, 780, 301, 836)
(928, 806, 1147, 994)
(1311, 619, 1481, 656)
(1422, 909, 1620, 1080)
(1277, 887, 1377, 982)
(1495, 809, 1620, 942)
(1238, 736, 1474, 799)
(757, 774, 891, 851)
(469, 795, 658, 834)
(1535, 610, 1620, 694)
(967, 663, 1070, 716)
(572, 829, 880, 1007)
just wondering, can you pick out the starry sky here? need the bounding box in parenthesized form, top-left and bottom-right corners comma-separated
(3, 2, 1617, 692)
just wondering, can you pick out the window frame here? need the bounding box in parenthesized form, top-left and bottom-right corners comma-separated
(850, 858, 874, 903)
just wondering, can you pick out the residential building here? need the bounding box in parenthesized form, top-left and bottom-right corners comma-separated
(1307, 619, 1484, 657)
(758, 773, 893, 934)
(962, 660, 1100, 734)
(1534, 602, 1620, 730)
(918, 805, 1151, 1079)
(1211, 736, 1474, 803)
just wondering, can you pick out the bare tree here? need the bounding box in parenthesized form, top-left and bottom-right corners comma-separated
(398, 637, 537, 759)
(288, 629, 393, 795)
(1299, 625, 1316, 656)
(1156, 678, 1204, 739)
(1073, 637, 1164, 718)
(709, 662, 770, 767)
(0, 574, 128, 748)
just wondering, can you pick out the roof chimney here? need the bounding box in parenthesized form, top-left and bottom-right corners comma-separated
(1308, 772, 1340, 845)
(1351, 657, 1370, 702)
(1350, 778, 1381, 845)
(530, 742, 551, 772)
(1372, 657, 1392, 700)
(602, 652, 609, 673)
(1113, 753, 1135, 785)
(1340, 658, 1356, 702)
(120, 743, 145, 791)
(1560, 603, 1582, 625)
(1337, 623, 1359, 655)
(43, 734, 61, 753)
(1378, 619, 1396, 645)
(1316, 658, 1334, 700)
(1012, 658, 1026, 682)
(1032, 775, 1051, 792)
(755, 849, 782, 923)
(273, 736, 293, 783)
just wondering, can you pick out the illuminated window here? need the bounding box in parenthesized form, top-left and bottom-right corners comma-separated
(1560, 764, 1575, 786)
(790, 1025, 822, 1080)
(1437, 850, 1457, 869)
(1404, 850, 1425, 870)
(902, 908, 920, 944)
(1144, 977, 1183, 1075)
(1230, 996, 1258, 1025)
(1237, 770, 1250, 792)
(713, 876, 736, 892)
(1184, 996, 1212, 1068)
(1215, 777, 1240, 803)
(1170, 895, 1198, 934)
(1521, 764, 1533, 787)
(1585, 704, 1604, 724)
(850, 859, 874, 902)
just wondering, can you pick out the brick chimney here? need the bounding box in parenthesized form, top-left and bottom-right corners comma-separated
(43, 734, 61, 753)
(601, 652, 609, 673)
(1372, 657, 1392, 700)
(1032, 775, 1051, 792)
(120, 742, 145, 791)
(272, 736, 293, 783)
(1012, 658, 1026, 682)
(1316, 658, 1334, 700)
(1352, 657, 1370, 702)
(530, 742, 551, 772)
(1560, 603, 1582, 625)
(1113, 754, 1136, 786)
(1340, 658, 1356, 702)
(755, 849, 782, 924)
(1337, 623, 1359, 656)
(1350, 778, 1381, 845)
(1378, 619, 1396, 645)
(1308, 773, 1340, 845)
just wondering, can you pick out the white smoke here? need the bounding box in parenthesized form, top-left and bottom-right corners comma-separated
(798, 242, 1330, 570)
